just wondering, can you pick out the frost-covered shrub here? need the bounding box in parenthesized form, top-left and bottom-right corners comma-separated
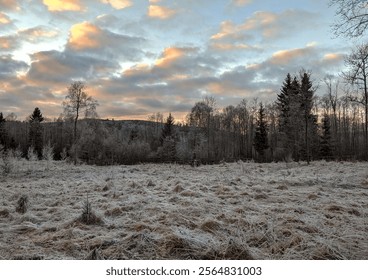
(42, 142, 54, 161)
(0, 149, 14, 176)
(60, 147, 68, 161)
(27, 146, 38, 161)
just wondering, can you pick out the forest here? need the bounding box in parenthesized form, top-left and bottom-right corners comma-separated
(1, 65, 368, 167)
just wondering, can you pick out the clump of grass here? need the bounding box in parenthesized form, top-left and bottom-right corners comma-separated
(85, 248, 104, 260)
(16, 195, 28, 214)
(200, 219, 221, 232)
(0, 208, 10, 218)
(147, 179, 155, 187)
(78, 195, 103, 225)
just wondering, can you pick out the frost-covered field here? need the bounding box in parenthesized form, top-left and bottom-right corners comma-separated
(0, 160, 367, 260)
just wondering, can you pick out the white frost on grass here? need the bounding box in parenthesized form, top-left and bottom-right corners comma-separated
(0, 160, 367, 259)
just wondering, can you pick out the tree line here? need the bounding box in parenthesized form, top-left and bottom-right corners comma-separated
(0, 67, 367, 165)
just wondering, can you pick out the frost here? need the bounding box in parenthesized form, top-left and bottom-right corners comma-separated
(0, 160, 367, 259)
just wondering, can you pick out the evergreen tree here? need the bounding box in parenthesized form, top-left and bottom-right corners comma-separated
(320, 114, 333, 160)
(288, 76, 302, 161)
(276, 73, 292, 132)
(29, 107, 44, 159)
(129, 126, 139, 144)
(254, 103, 269, 161)
(160, 113, 175, 145)
(0, 112, 8, 150)
(159, 113, 176, 161)
(299, 71, 318, 163)
(29, 107, 44, 123)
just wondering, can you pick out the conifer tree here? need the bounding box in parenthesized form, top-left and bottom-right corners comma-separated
(277, 73, 292, 132)
(160, 113, 175, 145)
(29, 107, 44, 159)
(160, 113, 176, 161)
(320, 114, 333, 160)
(0, 112, 7, 150)
(300, 72, 315, 164)
(254, 103, 269, 161)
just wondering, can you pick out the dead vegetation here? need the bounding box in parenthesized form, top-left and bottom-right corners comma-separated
(0, 160, 367, 259)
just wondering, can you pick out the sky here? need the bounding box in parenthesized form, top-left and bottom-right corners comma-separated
(0, 0, 353, 121)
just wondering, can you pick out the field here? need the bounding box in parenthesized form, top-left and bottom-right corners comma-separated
(0, 160, 367, 260)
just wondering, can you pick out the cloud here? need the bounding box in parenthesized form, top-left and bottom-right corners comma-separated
(24, 50, 120, 87)
(211, 9, 319, 43)
(231, 0, 253, 7)
(0, 0, 19, 10)
(100, 0, 132, 10)
(18, 26, 59, 43)
(42, 0, 83, 12)
(155, 47, 187, 68)
(210, 42, 260, 51)
(0, 12, 11, 24)
(0, 55, 28, 80)
(148, 5, 177, 19)
(66, 21, 145, 61)
(68, 22, 102, 50)
(0, 35, 19, 52)
(269, 47, 314, 65)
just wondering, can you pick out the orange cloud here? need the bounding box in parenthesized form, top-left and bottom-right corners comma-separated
(155, 47, 186, 67)
(42, 0, 83, 12)
(0, 0, 19, 10)
(211, 21, 236, 40)
(68, 22, 102, 50)
(210, 42, 258, 51)
(270, 47, 311, 65)
(211, 10, 309, 42)
(0, 36, 15, 49)
(18, 27, 58, 42)
(232, 0, 253, 6)
(100, 0, 132, 10)
(148, 5, 176, 19)
(323, 53, 343, 62)
(123, 63, 150, 76)
(0, 12, 10, 24)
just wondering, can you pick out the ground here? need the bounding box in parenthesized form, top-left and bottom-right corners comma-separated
(0, 160, 367, 260)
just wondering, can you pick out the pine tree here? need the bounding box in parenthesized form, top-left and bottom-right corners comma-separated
(320, 114, 333, 160)
(254, 103, 269, 161)
(29, 107, 44, 159)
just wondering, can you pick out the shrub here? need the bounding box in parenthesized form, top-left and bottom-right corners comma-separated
(16, 195, 28, 214)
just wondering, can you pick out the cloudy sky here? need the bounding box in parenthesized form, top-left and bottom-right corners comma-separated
(0, 0, 352, 121)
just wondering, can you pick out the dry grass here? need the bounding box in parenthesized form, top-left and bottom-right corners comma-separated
(0, 160, 367, 259)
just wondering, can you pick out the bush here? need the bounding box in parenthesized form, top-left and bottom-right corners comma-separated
(16, 195, 28, 214)
(0, 149, 14, 176)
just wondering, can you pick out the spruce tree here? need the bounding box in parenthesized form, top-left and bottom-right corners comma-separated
(29, 107, 44, 159)
(320, 114, 333, 160)
(276, 73, 292, 132)
(160, 113, 175, 145)
(160, 113, 176, 161)
(299, 72, 317, 164)
(0, 112, 7, 149)
(254, 103, 269, 161)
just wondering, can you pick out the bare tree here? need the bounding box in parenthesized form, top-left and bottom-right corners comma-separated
(329, 0, 368, 38)
(343, 43, 368, 159)
(63, 81, 98, 164)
